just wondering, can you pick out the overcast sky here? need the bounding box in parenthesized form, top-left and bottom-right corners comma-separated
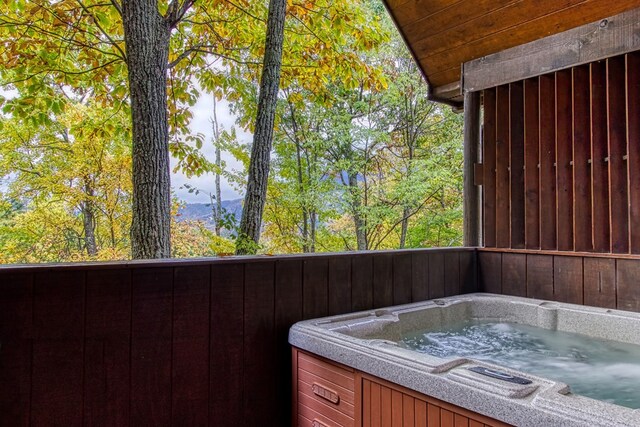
(171, 94, 250, 204)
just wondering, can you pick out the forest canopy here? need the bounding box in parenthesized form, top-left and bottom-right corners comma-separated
(0, 0, 463, 264)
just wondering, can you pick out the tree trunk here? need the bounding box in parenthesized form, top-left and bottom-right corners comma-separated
(349, 172, 367, 251)
(301, 208, 309, 253)
(81, 197, 98, 256)
(212, 98, 223, 237)
(399, 206, 410, 249)
(293, 129, 309, 252)
(123, 0, 172, 259)
(215, 145, 222, 237)
(309, 210, 316, 253)
(236, 0, 287, 255)
(399, 145, 414, 249)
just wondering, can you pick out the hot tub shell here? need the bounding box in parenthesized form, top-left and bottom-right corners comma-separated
(289, 293, 640, 427)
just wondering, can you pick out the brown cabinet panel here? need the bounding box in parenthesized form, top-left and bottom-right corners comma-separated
(294, 348, 511, 427)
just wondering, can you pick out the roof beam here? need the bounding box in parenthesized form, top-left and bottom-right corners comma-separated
(462, 7, 640, 92)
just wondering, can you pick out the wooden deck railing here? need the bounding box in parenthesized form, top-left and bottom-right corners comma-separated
(478, 248, 640, 313)
(0, 248, 476, 427)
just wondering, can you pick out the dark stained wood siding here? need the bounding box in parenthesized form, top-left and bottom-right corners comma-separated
(482, 88, 497, 247)
(478, 249, 640, 313)
(572, 65, 592, 252)
(523, 78, 540, 249)
(591, 60, 611, 252)
(482, 51, 640, 254)
(0, 248, 475, 427)
(627, 52, 640, 253)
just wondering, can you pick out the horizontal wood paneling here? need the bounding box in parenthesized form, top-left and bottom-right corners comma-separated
(463, 8, 640, 92)
(482, 51, 639, 255)
(0, 248, 476, 427)
(386, 0, 638, 87)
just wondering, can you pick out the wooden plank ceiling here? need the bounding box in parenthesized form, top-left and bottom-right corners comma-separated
(383, 0, 640, 103)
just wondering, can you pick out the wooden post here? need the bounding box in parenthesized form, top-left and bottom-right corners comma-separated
(463, 90, 481, 246)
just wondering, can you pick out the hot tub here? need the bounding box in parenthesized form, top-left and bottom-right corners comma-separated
(289, 293, 640, 426)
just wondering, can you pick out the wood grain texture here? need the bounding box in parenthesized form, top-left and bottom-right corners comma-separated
(483, 88, 497, 247)
(363, 377, 372, 427)
(0, 249, 479, 427)
(0, 272, 33, 427)
(210, 263, 244, 426)
(392, 389, 403, 427)
(478, 250, 640, 316)
(572, 65, 593, 252)
(539, 74, 558, 250)
(328, 256, 352, 315)
(459, 251, 478, 295)
(463, 7, 640, 91)
(553, 256, 584, 304)
(171, 265, 210, 426)
(275, 259, 303, 426)
(388, 0, 456, 29)
(627, 52, 640, 253)
(495, 85, 511, 248)
(591, 60, 611, 252)
(359, 369, 510, 427)
(419, 0, 640, 87)
(524, 78, 540, 249)
(428, 403, 441, 426)
(478, 252, 501, 294)
(373, 253, 394, 308)
(411, 252, 430, 302)
(303, 258, 328, 318)
(583, 257, 616, 308)
(31, 271, 85, 427)
(444, 252, 461, 296)
(352, 255, 374, 311)
(381, 384, 392, 426)
(371, 380, 382, 427)
(526, 255, 554, 300)
(616, 259, 640, 312)
(428, 252, 446, 298)
(556, 69, 574, 251)
(416, 0, 587, 63)
(441, 409, 454, 427)
(393, 253, 413, 305)
(130, 268, 173, 427)
(501, 253, 526, 297)
(455, 413, 470, 427)
(84, 269, 131, 427)
(463, 90, 481, 246)
(416, 399, 427, 426)
(480, 52, 640, 255)
(243, 262, 276, 425)
(510, 82, 526, 248)
(607, 55, 629, 253)
(403, 394, 415, 426)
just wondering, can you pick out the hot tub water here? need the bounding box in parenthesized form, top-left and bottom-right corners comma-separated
(400, 321, 640, 409)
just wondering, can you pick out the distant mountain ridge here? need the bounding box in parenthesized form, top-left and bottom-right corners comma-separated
(176, 199, 243, 229)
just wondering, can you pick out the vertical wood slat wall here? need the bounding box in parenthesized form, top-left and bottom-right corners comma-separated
(482, 51, 640, 253)
(478, 250, 640, 313)
(0, 248, 476, 427)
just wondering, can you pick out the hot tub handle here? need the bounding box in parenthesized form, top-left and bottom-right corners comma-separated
(311, 382, 340, 404)
(468, 366, 533, 385)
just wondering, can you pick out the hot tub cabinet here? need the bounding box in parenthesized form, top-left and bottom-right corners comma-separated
(289, 293, 640, 427)
(292, 348, 509, 427)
